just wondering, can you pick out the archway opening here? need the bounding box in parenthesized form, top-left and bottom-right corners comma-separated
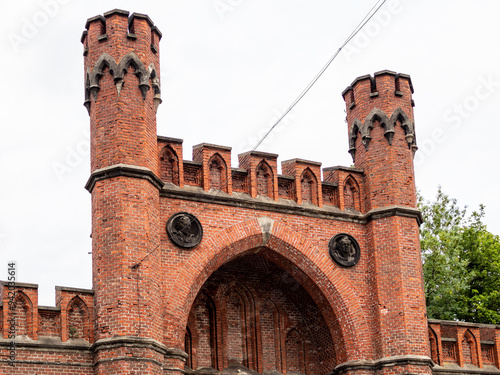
(185, 248, 337, 375)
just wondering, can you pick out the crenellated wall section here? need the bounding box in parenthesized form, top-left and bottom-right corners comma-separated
(0, 282, 94, 374)
(1, 281, 498, 374)
(157, 138, 366, 215)
(428, 320, 500, 373)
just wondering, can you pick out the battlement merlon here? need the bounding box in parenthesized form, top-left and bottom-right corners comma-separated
(81, 9, 162, 55)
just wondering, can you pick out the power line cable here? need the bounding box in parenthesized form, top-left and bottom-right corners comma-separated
(252, 0, 387, 151)
(133, 0, 389, 269)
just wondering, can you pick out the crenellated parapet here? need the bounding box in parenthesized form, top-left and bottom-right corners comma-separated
(0, 282, 94, 343)
(428, 320, 500, 371)
(82, 9, 162, 175)
(158, 136, 184, 188)
(193, 143, 233, 194)
(157, 137, 369, 214)
(282, 158, 323, 206)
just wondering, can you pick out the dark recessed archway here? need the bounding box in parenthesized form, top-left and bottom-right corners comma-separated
(185, 249, 338, 375)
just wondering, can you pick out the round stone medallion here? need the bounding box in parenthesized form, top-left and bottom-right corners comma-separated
(328, 233, 360, 267)
(166, 212, 203, 249)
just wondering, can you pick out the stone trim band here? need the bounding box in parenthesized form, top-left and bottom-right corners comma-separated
(0, 359, 92, 367)
(161, 186, 423, 225)
(90, 336, 188, 361)
(85, 164, 164, 193)
(332, 355, 434, 375)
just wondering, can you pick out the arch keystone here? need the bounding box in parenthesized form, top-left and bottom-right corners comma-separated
(257, 217, 274, 245)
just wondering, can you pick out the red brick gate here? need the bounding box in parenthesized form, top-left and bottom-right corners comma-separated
(1, 8, 498, 375)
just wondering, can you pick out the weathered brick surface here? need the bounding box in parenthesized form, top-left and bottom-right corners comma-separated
(1, 9, 499, 375)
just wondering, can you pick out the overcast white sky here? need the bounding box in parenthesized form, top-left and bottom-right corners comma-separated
(1, 0, 499, 306)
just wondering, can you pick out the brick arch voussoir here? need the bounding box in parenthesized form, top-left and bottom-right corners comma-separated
(166, 218, 369, 361)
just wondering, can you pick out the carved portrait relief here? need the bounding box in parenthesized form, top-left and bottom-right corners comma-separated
(167, 212, 203, 249)
(328, 233, 360, 267)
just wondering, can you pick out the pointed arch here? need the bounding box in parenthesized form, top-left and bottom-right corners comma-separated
(90, 52, 118, 83)
(362, 108, 390, 150)
(428, 327, 440, 365)
(208, 153, 228, 192)
(189, 291, 219, 370)
(218, 281, 256, 369)
(462, 329, 478, 366)
(348, 119, 363, 161)
(160, 145, 180, 185)
(88, 52, 118, 101)
(67, 296, 90, 341)
(285, 328, 306, 374)
(116, 52, 150, 99)
(259, 299, 282, 373)
(300, 168, 318, 205)
(167, 218, 370, 363)
(390, 107, 416, 149)
(116, 52, 148, 82)
(13, 291, 33, 338)
(343, 175, 361, 211)
(222, 288, 248, 367)
(256, 160, 274, 199)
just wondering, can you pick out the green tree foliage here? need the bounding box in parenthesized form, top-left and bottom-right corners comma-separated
(419, 187, 500, 324)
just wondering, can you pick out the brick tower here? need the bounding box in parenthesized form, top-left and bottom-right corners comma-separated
(342, 71, 430, 373)
(82, 9, 164, 375)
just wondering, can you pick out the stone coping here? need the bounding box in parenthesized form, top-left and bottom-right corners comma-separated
(56, 286, 94, 294)
(193, 143, 231, 151)
(332, 355, 433, 375)
(323, 165, 364, 174)
(428, 319, 500, 329)
(282, 158, 322, 166)
(158, 135, 183, 144)
(0, 281, 38, 288)
(161, 184, 422, 225)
